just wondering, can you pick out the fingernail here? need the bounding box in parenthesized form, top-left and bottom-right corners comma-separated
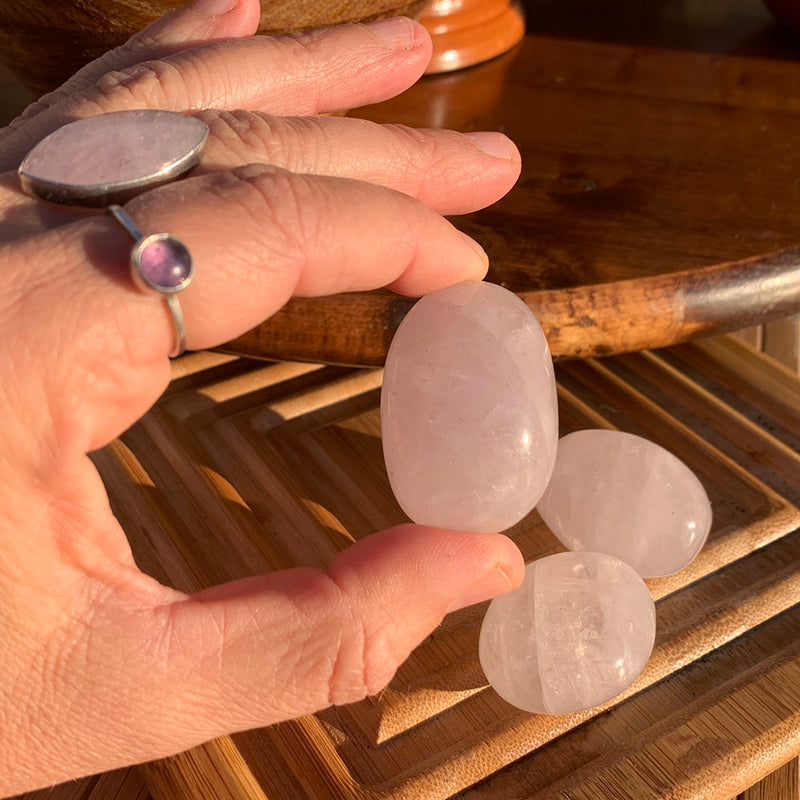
(363, 17, 420, 50)
(447, 561, 517, 614)
(191, 0, 237, 16)
(465, 132, 518, 161)
(459, 232, 490, 276)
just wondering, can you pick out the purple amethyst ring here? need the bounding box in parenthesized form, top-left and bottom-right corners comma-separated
(108, 204, 192, 358)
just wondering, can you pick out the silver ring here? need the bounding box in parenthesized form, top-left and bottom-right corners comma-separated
(18, 110, 209, 207)
(108, 204, 192, 358)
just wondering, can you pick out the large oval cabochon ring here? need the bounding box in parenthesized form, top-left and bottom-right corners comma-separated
(18, 110, 209, 207)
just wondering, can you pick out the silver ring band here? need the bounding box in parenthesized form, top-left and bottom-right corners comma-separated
(108, 204, 193, 358)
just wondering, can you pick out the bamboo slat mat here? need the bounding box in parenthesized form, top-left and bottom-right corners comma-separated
(15, 335, 799, 800)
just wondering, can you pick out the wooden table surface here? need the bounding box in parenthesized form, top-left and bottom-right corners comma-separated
(3, 1, 800, 799)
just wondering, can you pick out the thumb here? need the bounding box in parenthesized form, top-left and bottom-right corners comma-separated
(5, 525, 525, 792)
(166, 526, 524, 729)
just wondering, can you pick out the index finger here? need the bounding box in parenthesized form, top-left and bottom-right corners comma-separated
(2, 164, 488, 460)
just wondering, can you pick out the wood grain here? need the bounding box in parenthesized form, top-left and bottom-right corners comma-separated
(737, 757, 799, 800)
(141, 739, 267, 800)
(763, 316, 800, 372)
(11, 768, 150, 800)
(5, 6, 800, 366)
(65, 335, 800, 800)
(13, 337, 799, 799)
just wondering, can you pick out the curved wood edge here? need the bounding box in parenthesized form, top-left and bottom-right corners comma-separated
(420, 0, 526, 74)
(216, 247, 800, 366)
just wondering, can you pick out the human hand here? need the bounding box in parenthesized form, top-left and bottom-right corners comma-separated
(0, 0, 524, 793)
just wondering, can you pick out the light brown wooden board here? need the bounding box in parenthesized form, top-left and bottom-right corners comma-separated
(60, 336, 798, 800)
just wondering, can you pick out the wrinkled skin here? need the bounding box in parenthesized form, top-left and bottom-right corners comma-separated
(0, 0, 524, 794)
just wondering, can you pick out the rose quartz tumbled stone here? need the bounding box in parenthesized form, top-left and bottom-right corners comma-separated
(537, 430, 712, 578)
(479, 551, 656, 714)
(381, 281, 558, 533)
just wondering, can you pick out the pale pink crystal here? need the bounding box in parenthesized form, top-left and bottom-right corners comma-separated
(479, 551, 656, 714)
(19, 110, 207, 196)
(381, 281, 558, 533)
(537, 430, 712, 578)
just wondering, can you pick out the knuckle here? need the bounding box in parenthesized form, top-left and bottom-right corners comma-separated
(328, 612, 402, 705)
(387, 125, 487, 207)
(203, 111, 330, 170)
(202, 110, 285, 164)
(232, 164, 323, 252)
(88, 59, 185, 109)
(359, 619, 404, 697)
(181, 165, 314, 292)
(322, 571, 406, 706)
(391, 124, 450, 175)
(284, 27, 332, 60)
(123, 32, 162, 55)
(238, 162, 309, 209)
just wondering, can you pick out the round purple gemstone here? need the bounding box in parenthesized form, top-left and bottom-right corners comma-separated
(136, 235, 192, 292)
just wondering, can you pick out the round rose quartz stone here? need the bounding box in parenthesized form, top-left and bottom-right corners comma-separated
(381, 281, 558, 533)
(537, 430, 712, 578)
(479, 551, 656, 714)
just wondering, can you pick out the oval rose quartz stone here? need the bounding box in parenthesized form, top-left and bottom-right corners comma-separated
(381, 281, 558, 533)
(479, 551, 656, 714)
(18, 110, 207, 205)
(537, 430, 712, 578)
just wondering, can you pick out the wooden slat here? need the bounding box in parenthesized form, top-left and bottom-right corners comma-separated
(731, 327, 764, 353)
(762, 318, 800, 374)
(140, 739, 268, 800)
(737, 757, 799, 800)
(458, 605, 800, 800)
(11, 768, 150, 800)
(3, 3, 800, 797)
